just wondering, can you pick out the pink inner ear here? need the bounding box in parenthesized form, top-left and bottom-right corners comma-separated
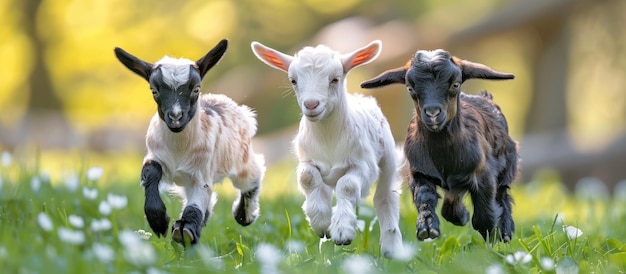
(256, 47, 289, 71)
(350, 46, 378, 67)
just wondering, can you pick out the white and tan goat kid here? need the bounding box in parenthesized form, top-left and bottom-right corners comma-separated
(114, 39, 265, 246)
(251, 41, 402, 258)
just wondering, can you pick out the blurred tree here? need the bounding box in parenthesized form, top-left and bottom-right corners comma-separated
(20, 0, 62, 113)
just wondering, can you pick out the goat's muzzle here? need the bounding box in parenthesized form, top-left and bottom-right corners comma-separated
(421, 105, 446, 132)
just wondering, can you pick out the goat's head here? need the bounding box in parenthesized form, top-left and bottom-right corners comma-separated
(114, 39, 228, 132)
(251, 41, 381, 122)
(361, 49, 514, 132)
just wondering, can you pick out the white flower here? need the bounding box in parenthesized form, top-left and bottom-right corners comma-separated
(58, 227, 85, 245)
(0, 246, 7, 258)
(1, 151, 11, 167)
(486, 264, 505, 274)
(356, 219, 366, 232)
(540, 257, 555, 271)
(31, 176, 41, 192)
(68, 215, 84, 228)
(65, 173, 79, 192)
(136, 229, 153, 240)
(506, 251, 532, 265)
(256, 243, 282, 264)
(563, 225, 583, 240)
(107, 193, 128, 209)
(91, 218, 112, 232)
(342, 255, 373, 274)
(82, 187, 98, 200)
(38, 212, 54, 231)
(92, 243, 115, 263)
(98, 200, 112, 215)
(119, 230, 156, 266)
(196, 245, 223, 269)
(86, 166, 104, 181)
(392, 242, 416, 262)
(285, 240, 305, 254)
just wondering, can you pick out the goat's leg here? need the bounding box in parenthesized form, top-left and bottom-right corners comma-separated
(298, 163, 333, 238)
(496, 185, 514, 243)
(231, 180, 261, 226)
(373, 153, 402, 258)
(469, 178, 500, 242)
(441, 191, 470, 226)
(411, 176, 441, 240)
(141, 160, 169, 237)
(231, 153, 265, 226)
(331, 173, 362, 245)
(172, 183, 212, 245)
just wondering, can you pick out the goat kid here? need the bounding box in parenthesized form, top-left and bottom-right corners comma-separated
(114, 39, 265, 245)
(361, 49, 519, 243)
(251, 41, 403, 258)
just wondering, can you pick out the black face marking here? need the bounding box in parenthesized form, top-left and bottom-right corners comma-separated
(148, 66, 202, 132)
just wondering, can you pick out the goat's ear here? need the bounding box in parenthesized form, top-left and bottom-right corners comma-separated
(452, 56, 515, 83)
(114, 47, 154, 81)
(360, 61, 410, 89)
(196, 39, 228, 79)
(341, 40, 382, 73)
(250, 42, 293, 72)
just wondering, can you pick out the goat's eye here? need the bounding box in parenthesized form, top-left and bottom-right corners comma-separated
(330, 78, 339, 84)
(451, 82, 461, 89)
(193, 87, 201, 94)
(290, 78, 297, 85)
(151, 88, 159, 97)
(406, 86, 414, 93)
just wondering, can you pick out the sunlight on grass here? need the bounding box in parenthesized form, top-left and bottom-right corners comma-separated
(0, 149, 625, 273)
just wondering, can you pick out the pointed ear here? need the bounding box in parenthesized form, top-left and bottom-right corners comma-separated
(114, 47, 154, 81)
(196, 39, 229, 79)
(451, 56, 515, 83)
(360, 61, 410, 89)
(341, 40, 382, 73)
(250, 41, 293, 72)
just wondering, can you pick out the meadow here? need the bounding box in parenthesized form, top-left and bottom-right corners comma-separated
(0, 150, 625, 274)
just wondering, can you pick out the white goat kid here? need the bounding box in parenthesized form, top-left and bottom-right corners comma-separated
(114, 39, 265, 246)
(251, 40, 402, 258)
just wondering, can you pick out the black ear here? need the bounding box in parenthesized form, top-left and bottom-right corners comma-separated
(196, 39, 228, 79)
(451, 56, 515, 83)
(360, 63, 410, 89)
(114, 47, 154, 81)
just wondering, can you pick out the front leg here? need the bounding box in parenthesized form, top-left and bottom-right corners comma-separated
(298, 163, 333, 238)
(330, 172, 363, 245)
(410, 173, 441, 240)
(141, 160, 169, 237)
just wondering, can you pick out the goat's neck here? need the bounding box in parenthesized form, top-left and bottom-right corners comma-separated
(305, 94, 350, 137)
(162, 106, 202, 145)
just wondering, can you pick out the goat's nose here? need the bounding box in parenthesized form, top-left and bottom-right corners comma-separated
(304, 100, 320, 110)
(169, 111, 182, 121)
(425, 106, 441, 118)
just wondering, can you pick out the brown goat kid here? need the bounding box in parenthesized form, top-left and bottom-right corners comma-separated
(361, 49, 519, 243)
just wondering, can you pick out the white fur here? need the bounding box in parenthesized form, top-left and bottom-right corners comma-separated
(155, 56, 195, 89)
(252, 41, 402, 258)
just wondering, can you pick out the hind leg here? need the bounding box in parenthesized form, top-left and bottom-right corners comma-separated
(373, 152, 402, 258)
(441, 190, 470, 226)
(496, 186, 514, 243)
(231, 153, 265, 226)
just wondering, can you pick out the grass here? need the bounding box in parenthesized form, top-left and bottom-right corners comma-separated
(0, 150, 625, 273)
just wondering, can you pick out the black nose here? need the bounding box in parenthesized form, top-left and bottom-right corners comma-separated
(169, 112, 182, 121)
(424, 106, 441, 118)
